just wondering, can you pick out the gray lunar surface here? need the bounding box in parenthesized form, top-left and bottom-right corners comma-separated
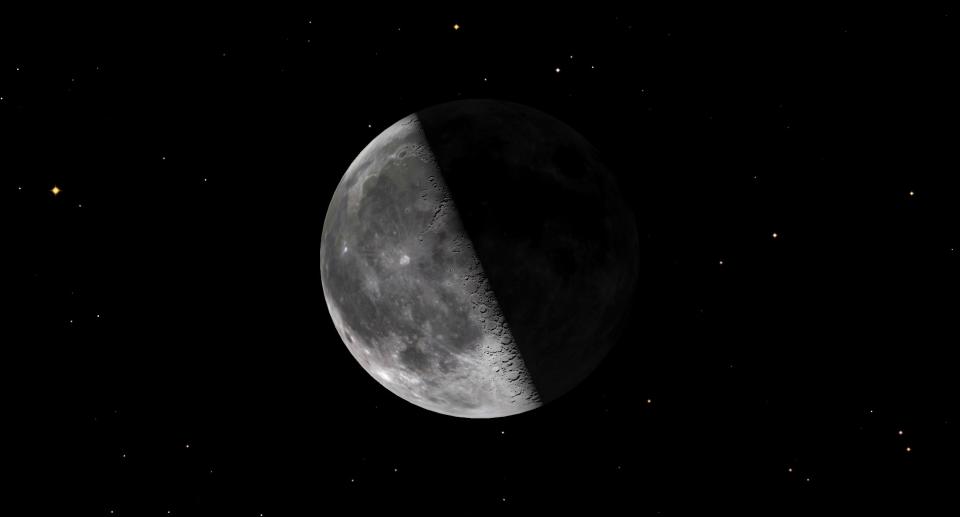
(320, 115, 542, 418)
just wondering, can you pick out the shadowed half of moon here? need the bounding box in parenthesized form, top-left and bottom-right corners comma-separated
(321, 100, 638, 418)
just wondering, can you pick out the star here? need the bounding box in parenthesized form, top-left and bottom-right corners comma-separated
(908, 190, 915, 197)
(555, 67, 561, 73)
(51, 185, 61, 196)
(771, 232, 779, 239)
(905, 446, 912, 452)
(453, 23, 460, 31)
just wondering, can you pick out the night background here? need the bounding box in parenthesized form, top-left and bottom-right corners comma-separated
(5, 7, 958, 514)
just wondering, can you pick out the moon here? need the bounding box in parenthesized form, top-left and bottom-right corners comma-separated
(321, 100, 637, 418)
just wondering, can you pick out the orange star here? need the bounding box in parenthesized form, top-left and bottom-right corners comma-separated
(51, 185, 61, 196)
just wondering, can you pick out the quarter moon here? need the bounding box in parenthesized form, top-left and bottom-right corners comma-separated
(321, 114, 541, 418)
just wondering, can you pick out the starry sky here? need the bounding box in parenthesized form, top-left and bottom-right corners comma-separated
(5, 7, 959, 515)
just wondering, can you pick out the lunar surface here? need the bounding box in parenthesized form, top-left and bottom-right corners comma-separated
(321, 115, 540, 417)
(321, 100, 637, 418)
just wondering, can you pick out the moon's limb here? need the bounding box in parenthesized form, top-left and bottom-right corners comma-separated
(321, 115, 541, 418)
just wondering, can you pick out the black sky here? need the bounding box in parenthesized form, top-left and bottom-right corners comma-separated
(5, 7, 959, 515)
